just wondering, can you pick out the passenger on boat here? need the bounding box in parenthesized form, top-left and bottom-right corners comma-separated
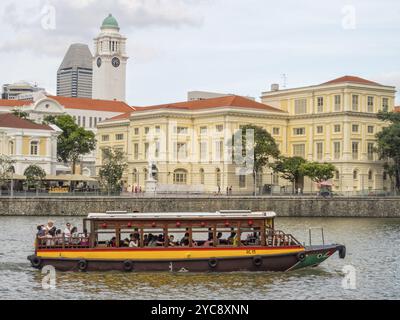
(143, 234, 149, 246)
(64, 223, 72, 238)
(36, 225, 45, 238)
(80, 229, 90, 246)
(227, 231, 237, 245)
(129, 233, 139, 247)
(109, 237, 117, 247)
(180, 233, 197, 247)
(156, 234, 165, 246)
(121, 238, 130, 247)
(54, 229, 63, 245)
(45, 221, 57, 237)
(148, 234, 158, 247)
(168, 235, 176, 247)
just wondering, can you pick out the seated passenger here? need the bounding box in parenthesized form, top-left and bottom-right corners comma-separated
(203, 235, 214, 247)
(148, 234, 158, 247)
(180, 233, 190, 246)
(228, 231, 237, 245)
(36, 225, 45, 238)
(217, 232, 223, 245)
(168, 235, 176, 247)
(80, 229, 90, 247)
(109, 237, 117, 247)
(129, 234, 139, 248)
(143, 234, 149, 246)
(156, 234, 164, 246)
(54, 229, 63, 245)
(122, 238, 130, 247)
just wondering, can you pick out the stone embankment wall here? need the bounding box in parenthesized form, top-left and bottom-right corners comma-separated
(1, 196, 400, 217)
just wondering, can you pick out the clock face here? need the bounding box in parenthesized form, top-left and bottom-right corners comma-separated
(112, 57, 121, 68)
(97, 57, 102, 68)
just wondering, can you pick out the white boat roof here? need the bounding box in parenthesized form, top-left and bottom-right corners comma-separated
(87, 210, 277, 220)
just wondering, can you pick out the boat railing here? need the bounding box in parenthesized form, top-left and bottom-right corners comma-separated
(36, 235, 91, 249)
(266, 230, 302, 247)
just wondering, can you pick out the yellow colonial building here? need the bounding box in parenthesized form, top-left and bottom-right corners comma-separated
(96, 76, 396, 194)
(0, 113, 61, 175)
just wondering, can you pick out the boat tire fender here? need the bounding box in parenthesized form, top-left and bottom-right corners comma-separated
(208, 258, 218, 269)
(297, 252, 306, 262)
(78, 260, 88, 272)
(338, 246, 346, 259)
(253, 256, 263, 267)
(31, 256, 42, 268)
(123, 260, 134, 272)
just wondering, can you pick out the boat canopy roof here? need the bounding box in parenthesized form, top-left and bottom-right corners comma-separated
(87, 210, 277, 221)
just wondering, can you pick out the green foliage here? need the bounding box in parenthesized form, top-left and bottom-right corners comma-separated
(300, 162, 336, 184)
(44, 115, 96, 173)
(99, 147, 127, 193)
(272, 156, 307, 184)
(12, 109, 29, 120)
(24, 165, 46, 189)
(375, 111, 400, 190)
(0, 155, 16, 187)
(235, 125, 281, 174)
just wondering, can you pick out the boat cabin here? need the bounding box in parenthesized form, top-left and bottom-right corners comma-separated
(36, 210, 301, 250)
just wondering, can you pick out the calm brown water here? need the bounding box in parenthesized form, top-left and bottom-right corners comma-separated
(0, 216, 399, 300)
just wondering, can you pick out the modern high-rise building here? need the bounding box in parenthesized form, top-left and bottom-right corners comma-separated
(92, 14, 128, 102)
(2, 81, 45, 100)
(57, 43, 93, 98)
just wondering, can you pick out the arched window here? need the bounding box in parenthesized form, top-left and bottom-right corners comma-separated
(353, 170, 358, 180)
(200, 169, 205, 185)
(30, 141, 39, 155)
(9, 141, 14, 155)
(174, 169, 187, 185)
(132, 169, 138, 184)
(216, 168, 221, 187)
(368, 170, 373, 181)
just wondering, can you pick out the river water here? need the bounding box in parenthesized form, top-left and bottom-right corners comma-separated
(0, 216, 399, 300)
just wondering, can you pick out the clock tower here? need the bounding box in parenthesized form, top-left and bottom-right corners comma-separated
(92, 14, 128, 102)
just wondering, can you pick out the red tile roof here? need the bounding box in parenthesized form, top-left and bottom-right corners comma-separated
(0, 113, 54, 130)
(47, 96, 135, 113)
(105, 112, 132, 121)
(395, 106, 400, 112)
(135, 95, 285, 113)
(322, 75, 382, 86)
(0, 99, 31, 107)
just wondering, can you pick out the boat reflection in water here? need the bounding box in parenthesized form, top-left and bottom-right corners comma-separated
(28, 210, 346, 273)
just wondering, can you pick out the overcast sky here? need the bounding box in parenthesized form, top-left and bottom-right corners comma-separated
(1, 0, 399, 106)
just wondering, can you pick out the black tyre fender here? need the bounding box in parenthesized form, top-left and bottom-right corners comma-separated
(123, 260, 134, 272)
(338, 246, 346, 259)
(78, 260, 88, 271)
(208, 258, 218, 269)
(31, 256, 42, 268)
(253, 256, 263, 267)
(297, 252, 306, 262)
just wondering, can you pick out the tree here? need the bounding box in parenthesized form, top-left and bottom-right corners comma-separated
(99, 147, 127, 194)
(24, 165, 46, 191)
(375, 111, 400, 191)
(300, 162, 336, 184)
(232, 125, 280, 195)
(0, 155, 15, 194)
(272, 156, 307, 193)
(12, 109, 29, 120)
(44, 115, 96, 174)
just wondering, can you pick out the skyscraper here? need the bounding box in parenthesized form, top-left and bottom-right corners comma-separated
(92, 14, 128, 102)
(57, 44, 93, 98)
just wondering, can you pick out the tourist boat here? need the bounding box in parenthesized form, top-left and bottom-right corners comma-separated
(28, 210, 346, 272)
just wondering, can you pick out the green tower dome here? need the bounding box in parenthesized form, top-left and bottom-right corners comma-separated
(101, 14, 119, 30)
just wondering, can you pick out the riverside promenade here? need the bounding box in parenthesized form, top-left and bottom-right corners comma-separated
(1, 195, 400, 217)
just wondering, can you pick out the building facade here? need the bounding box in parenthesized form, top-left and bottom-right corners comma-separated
(92, 14, 128, 102)
(0, 93, 134, 176)
(96, 76, 396, 194)
(57, 44, 93, 98)
(261, 76, 396, 193)
(2, 81, 45, 100)
(0, 113, 61, 175)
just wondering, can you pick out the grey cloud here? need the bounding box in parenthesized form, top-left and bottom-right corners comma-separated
(0, 0, 206, 56)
